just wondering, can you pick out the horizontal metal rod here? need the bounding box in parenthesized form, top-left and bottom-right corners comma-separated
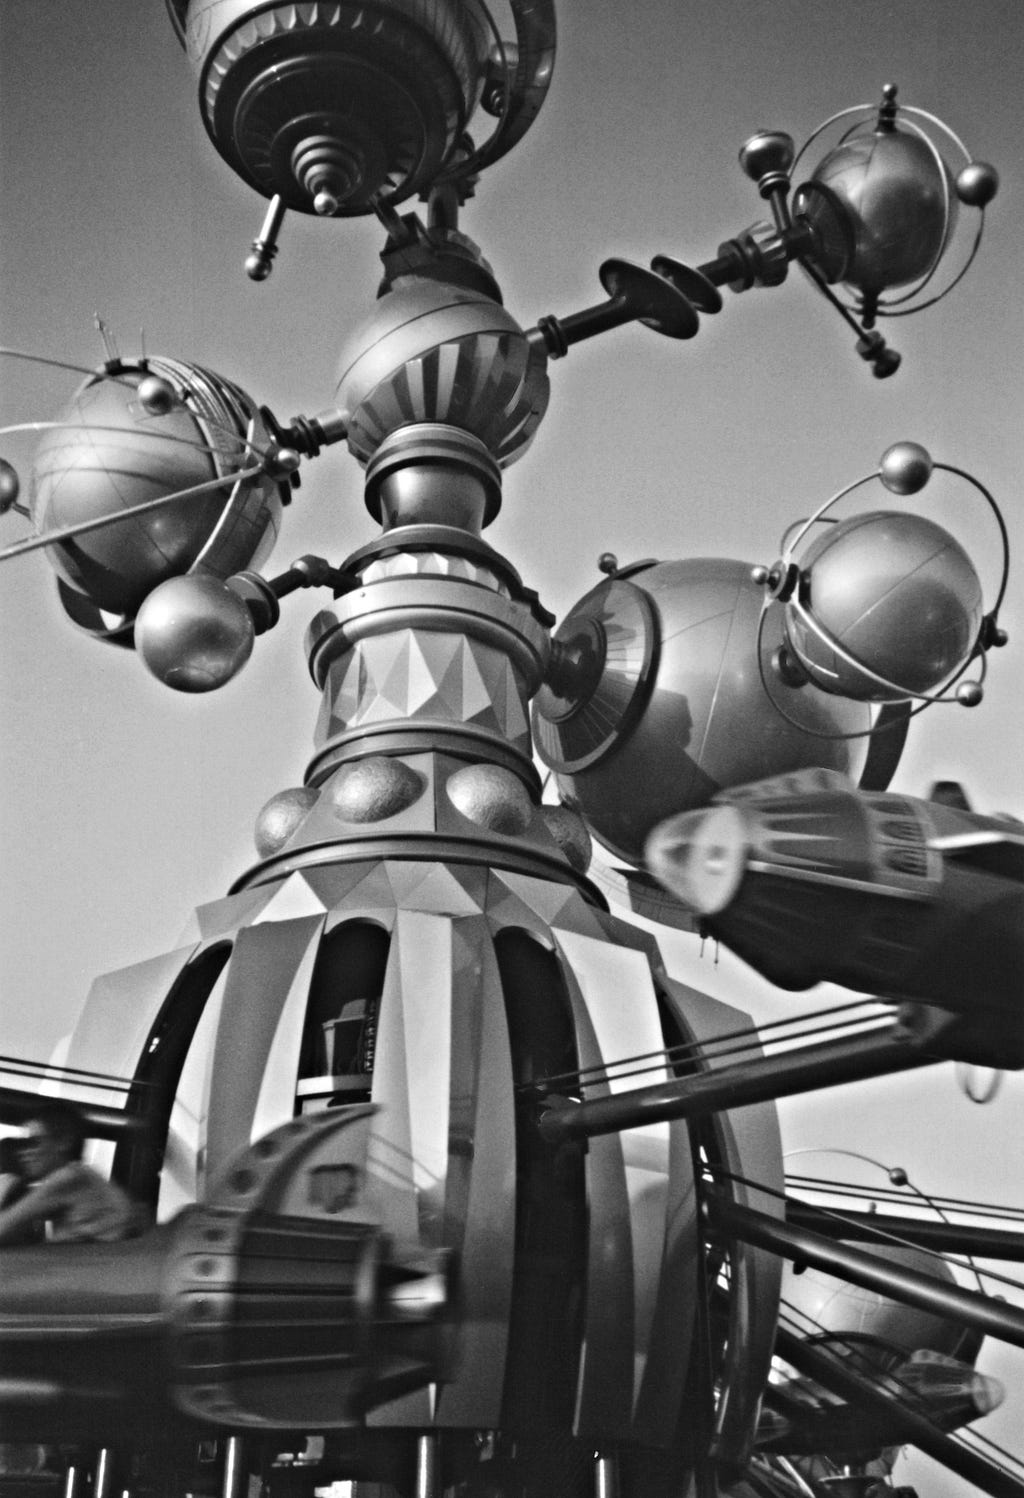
(0, 1086, 147, 1141)
(774, 1322, 1024, 1498)
(786, 1200, 1024, 1262)
(538, 1028, 937, 1143)
(708, 1195, 1024, 1351)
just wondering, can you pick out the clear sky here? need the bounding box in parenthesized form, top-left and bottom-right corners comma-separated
(1, 3, 1022, 1494)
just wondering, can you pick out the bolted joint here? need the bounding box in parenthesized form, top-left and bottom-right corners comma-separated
(226, 571, 281, 635)
(718, 221, 789, 292)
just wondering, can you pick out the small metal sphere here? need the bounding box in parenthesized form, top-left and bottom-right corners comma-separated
(446, 764, 533, 835)
(956, 161, 999, 207)
(888, 1166, 908, 1186)
(784, 511, 983, 701)
(245, 250, 273, 281)
(135, 574, 255, 692)
(267, 445, 301, 477)
(0, 458, 20, 513)
(313, 189, 340, 217)
(540, 804, 592, 873)
(254, 786, 319, 858)
(137, 374, 178, 417)
(879, 441, 933, 495)
(326, 755, 425, 823)
(598, 553, 619, 575)
(956, 680, 984, 707)
(750, 564, 771, 586)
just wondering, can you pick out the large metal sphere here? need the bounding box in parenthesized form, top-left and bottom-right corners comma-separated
(336, 280, 550, 472)
(532, 560, 869, 865)
(183, 0, 489, 214)
(781, 1242, 967, 1360)
(135, 575, 255, 692)
(799, 127, 957, 294)
(785, 511, 983, 701)
(30, 360, 282, 621)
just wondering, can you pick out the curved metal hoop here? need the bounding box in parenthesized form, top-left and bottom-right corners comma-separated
(792, 99, 988, 320)
(436, 0, 556, 186)
(754, 456, 1009, 739)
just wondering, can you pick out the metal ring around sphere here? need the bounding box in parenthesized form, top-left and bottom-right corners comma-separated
(753, 599, 985, 742)
(777, 459, 1009, 620)
(598, 259, 700, 340)
(792, 98, 988, 320)
(753, 455, 1008, 733)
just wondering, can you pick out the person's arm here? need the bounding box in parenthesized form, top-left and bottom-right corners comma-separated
(0, 1172, 63, 1245)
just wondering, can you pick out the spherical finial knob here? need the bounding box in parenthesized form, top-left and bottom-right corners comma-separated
(313, 188, 341, 217)
(888, 1166, 908, 1186)
(956, 680, 984, 707)
(0, 458, 21, 513)
(750, 564, 771, 586)
(739, 130, 795, 186)
(879, 441, 933, 495)
(245, 249, 274, 281)
(956, 161, 999, 208)
(266, 445, 301, 478)
(135, 574, 255, 692)
(137, 374, 178, 417)
(598, 552, 618, 575)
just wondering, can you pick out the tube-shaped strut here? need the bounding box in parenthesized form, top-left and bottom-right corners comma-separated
(538, 1028, 936, 1143)
(785, 1200, 1024, 1262)
(0, 1085, 147, 1141)
(707, 1195, 1024, 1351)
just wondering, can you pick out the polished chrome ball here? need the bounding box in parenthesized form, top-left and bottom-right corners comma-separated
(326, 755, 426, 823)
(532, 560, 868, 865)
(255, 786, 320, 858)
(336, 280, 550, 478)
(30, 359, 282, 623)
(800, 126, 956, 294)
(183, 0, 489, 214)
(0, 458, 20, 513)
(137, 374, 178, 417)
(135, 574, 255, 692)
(956, 680, 984, 707)
(956, 160, 999, 207)
(785, 511, 983, 701)
(879, 440, 933, 495)
(446, 764, 533, 835)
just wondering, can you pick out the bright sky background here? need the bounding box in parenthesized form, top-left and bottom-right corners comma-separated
(1, 3, 1022, 1494)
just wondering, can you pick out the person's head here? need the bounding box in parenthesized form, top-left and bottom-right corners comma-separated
(0, 1136, 27, 1177)
(20, 1101, 88, 1181)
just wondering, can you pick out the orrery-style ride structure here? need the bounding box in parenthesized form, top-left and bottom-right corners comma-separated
(0, 5, 1022, 1498)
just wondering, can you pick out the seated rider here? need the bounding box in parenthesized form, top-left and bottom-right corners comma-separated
(0, 1099, 142, 1246)
(0, 1135, 44, 1244)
